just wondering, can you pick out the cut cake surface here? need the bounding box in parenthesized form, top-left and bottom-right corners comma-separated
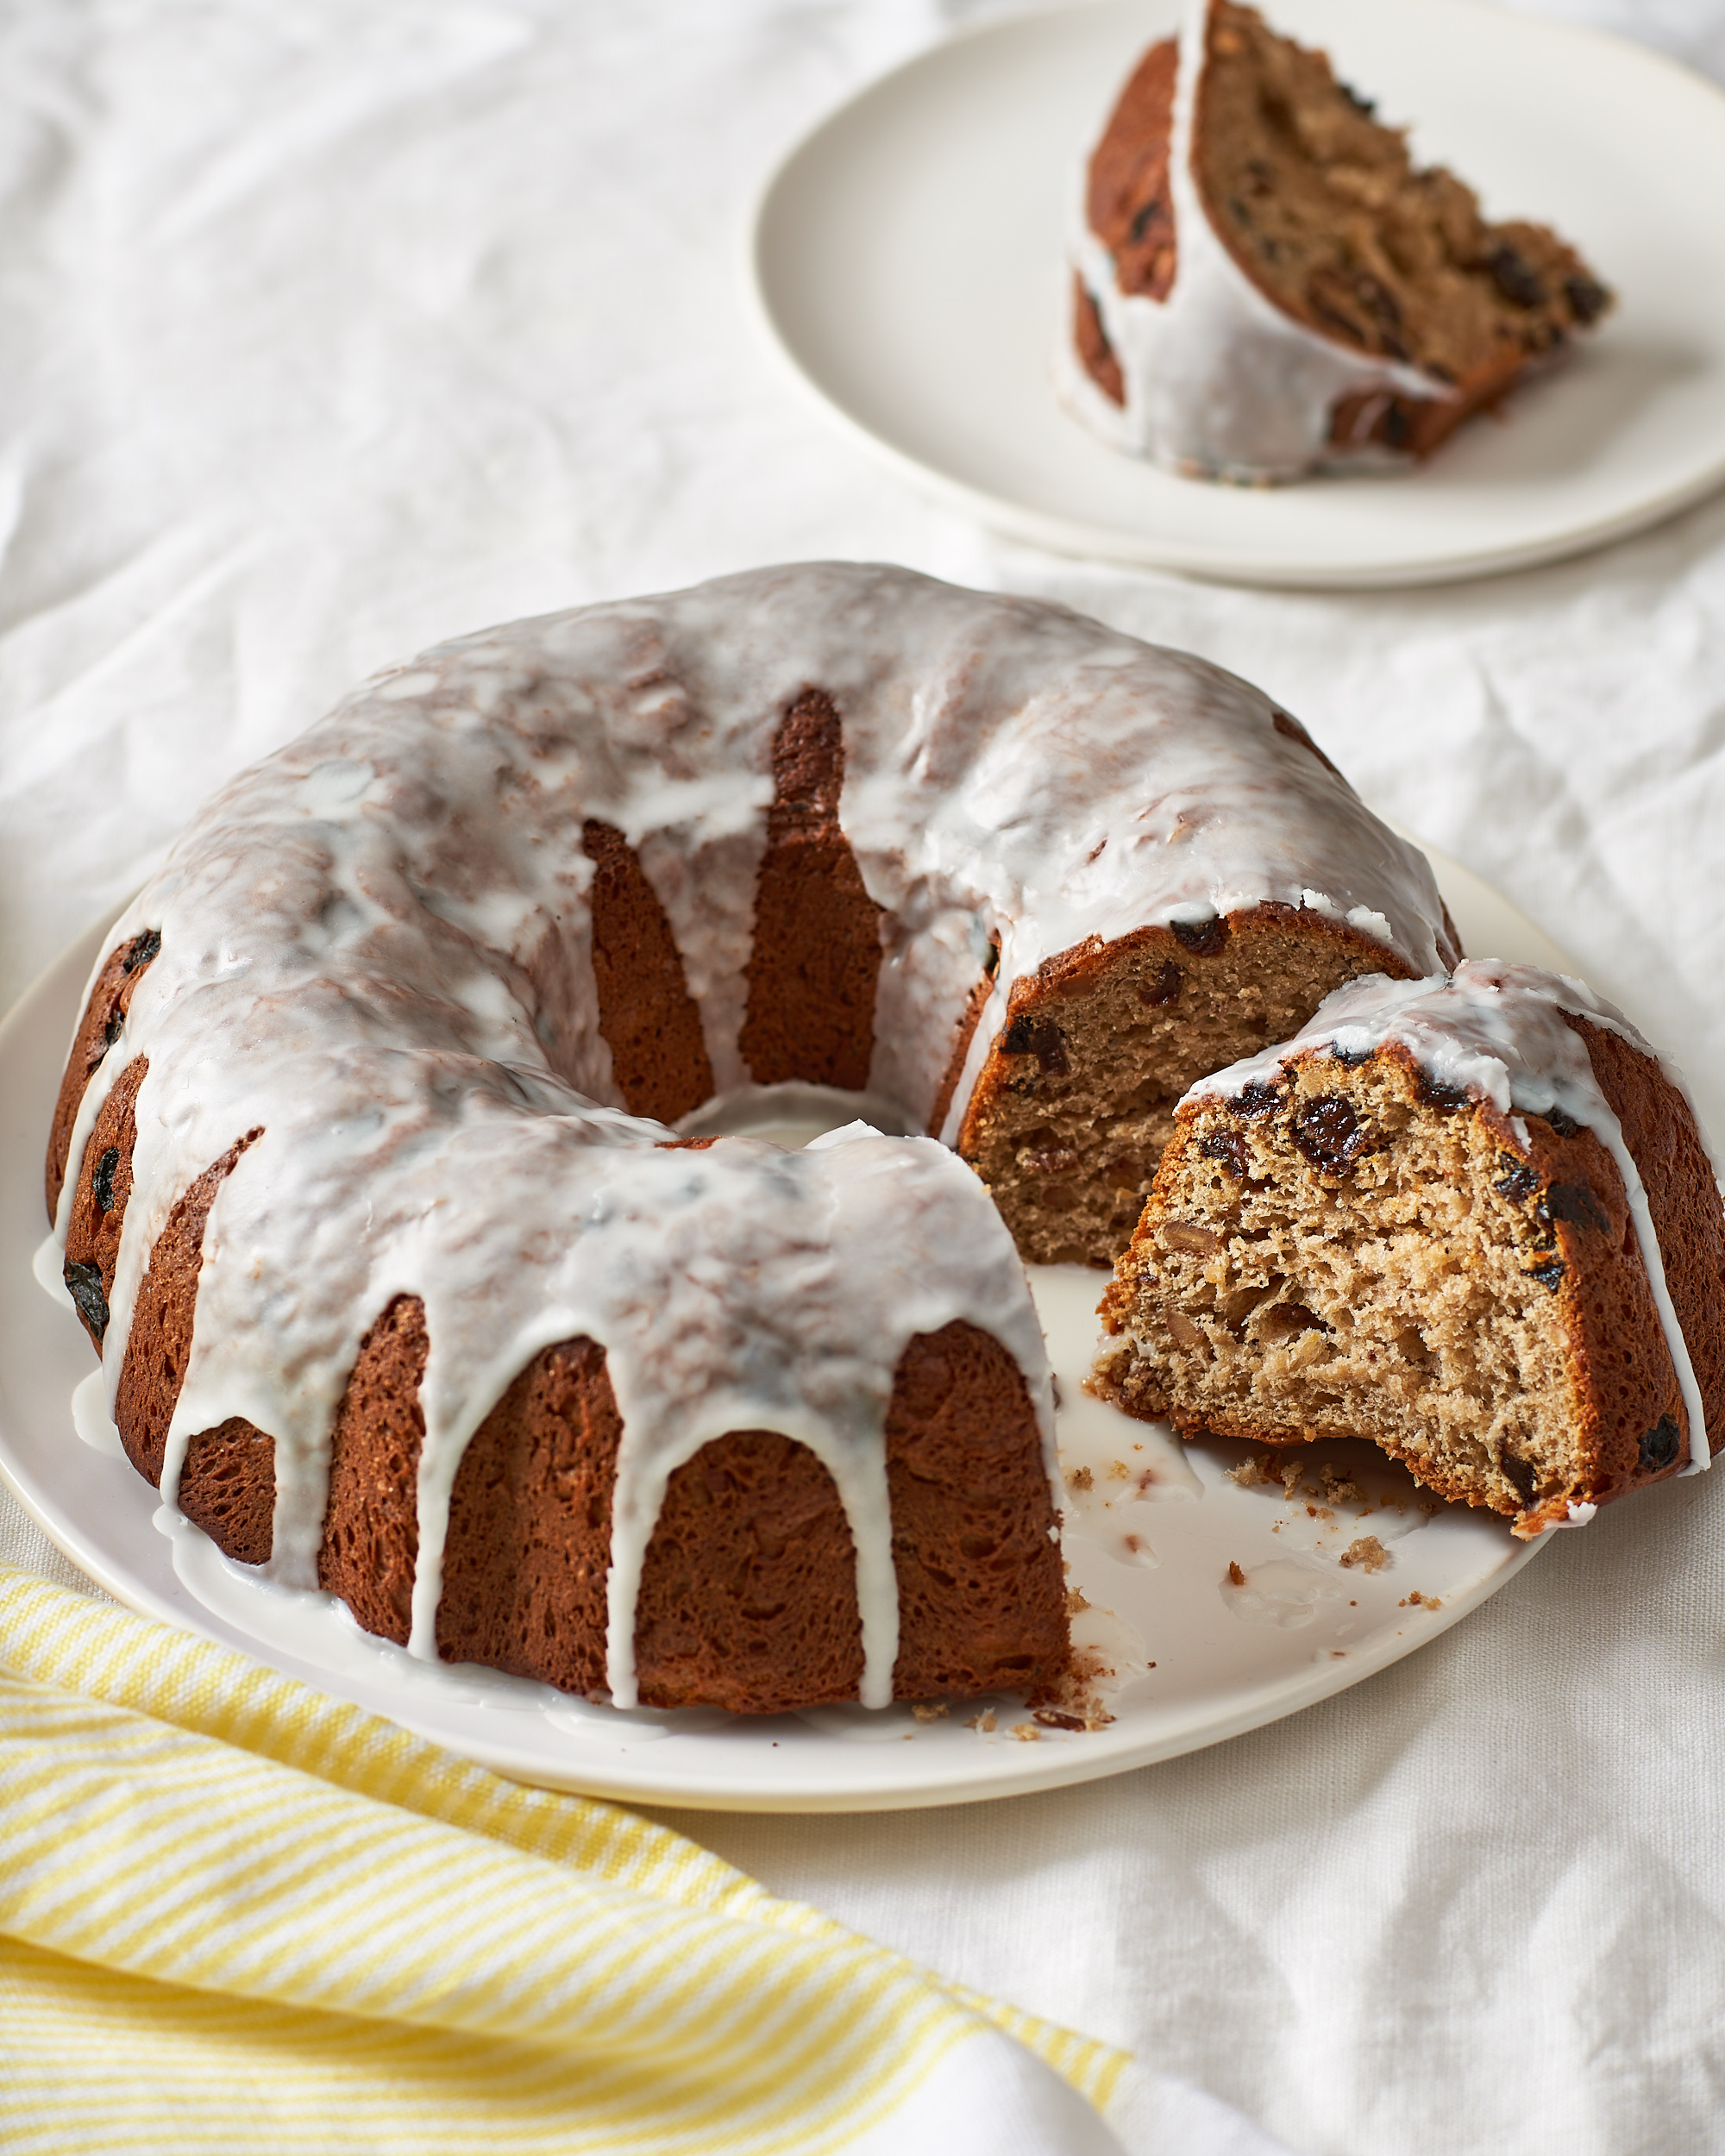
(1095, 966, 1724, 1535)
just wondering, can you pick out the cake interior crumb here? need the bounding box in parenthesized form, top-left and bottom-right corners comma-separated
(1095, 1054, 1586, 1526)
(1339, 1535, 1389, 1572)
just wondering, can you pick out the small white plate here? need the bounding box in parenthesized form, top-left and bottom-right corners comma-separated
(0, 844, 1564, 1811)
(748, 0, 1725, 587)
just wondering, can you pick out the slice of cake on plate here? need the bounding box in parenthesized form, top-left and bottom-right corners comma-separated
(1068, 0, 1613, 480)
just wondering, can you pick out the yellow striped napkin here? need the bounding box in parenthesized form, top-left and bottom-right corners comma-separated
(0, 1564, 1128, 2153)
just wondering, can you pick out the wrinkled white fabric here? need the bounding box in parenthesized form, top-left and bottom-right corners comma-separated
(2, 3, 1723, 2151)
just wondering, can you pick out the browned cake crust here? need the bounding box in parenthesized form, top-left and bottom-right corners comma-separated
(106, 1122, 279, 1560)
(885, 1319, 1069, 1698)
(1078, 3, 1612, 458)
(46, 926, 161, 1219)
(739, 686, 884, 1091)
(45, 674, 1447, 1710)
(61, 1054, 147, 1352)
(927, 955, 1000, 1147)
(1097, 1025, 1724, 1534)
(1571, 1016, 1725, 1457)
(438, 1332, 623, 1693)
(1085, 37, 1180, 312)
(58, 1049, 277, 1562)
(317, 1294, 430, 1645)
(632, 1431, 868, 1711)
(581, 818, 715, 1122)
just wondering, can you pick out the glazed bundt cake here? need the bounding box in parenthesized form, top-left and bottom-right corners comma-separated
(1095, 963, 1724, 1535)
(1067, 0, 1613, 480)
(42, 562, 1457, 1712)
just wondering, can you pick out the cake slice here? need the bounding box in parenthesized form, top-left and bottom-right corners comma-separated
(1093, 964, 1724, 1535)
(1069, 0, 1613, 479)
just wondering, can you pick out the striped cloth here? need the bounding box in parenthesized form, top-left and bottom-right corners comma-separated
(0, 1564, 1130, 2154)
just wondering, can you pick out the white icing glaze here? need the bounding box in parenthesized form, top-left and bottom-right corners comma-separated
(44, 562, 1451, 1702)
(1063, 0, 1452, 481)
(72, 1369, 125, 1457)
(1186, 959, 1716, 1477)
(33, 1232, 73, 1308)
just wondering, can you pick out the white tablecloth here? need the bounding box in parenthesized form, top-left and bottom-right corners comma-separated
(3, 4, 1722, 2149)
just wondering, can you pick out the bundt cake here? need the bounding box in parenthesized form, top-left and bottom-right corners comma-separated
(1066, 0, 1613, 480)
(1095, 963, 1724, 1535)
(41, 561, 1456, 1713)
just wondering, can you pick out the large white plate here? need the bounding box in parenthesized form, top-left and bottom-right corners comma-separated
(0, 845, 1569, 1812)
(748, 0, 1725, 587)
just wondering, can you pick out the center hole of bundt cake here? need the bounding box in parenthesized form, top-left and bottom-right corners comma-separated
(676, 1081, 919, 1150)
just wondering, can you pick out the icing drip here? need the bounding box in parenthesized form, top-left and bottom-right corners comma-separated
(1063, 0, 1450, 480)
(1188, 960, 1716, 1476)
(41, 563, 1449, 1699)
